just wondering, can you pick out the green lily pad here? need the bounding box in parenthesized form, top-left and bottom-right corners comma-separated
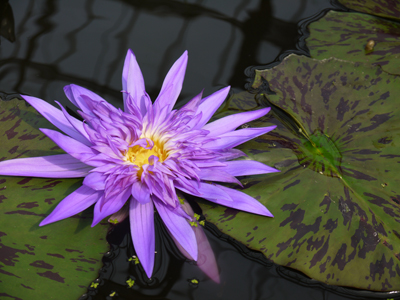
(198, 55, 400, 291)
(0, 98, 108, 299)
(338, 0, 400, 21)
(307, 10, 400, 75)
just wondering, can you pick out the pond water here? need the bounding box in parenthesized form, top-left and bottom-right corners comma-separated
(1, 0, 399, 299)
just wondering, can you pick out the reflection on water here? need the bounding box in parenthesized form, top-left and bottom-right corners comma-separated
(0, 0, 15, 43)
(0, 0, 333, 109)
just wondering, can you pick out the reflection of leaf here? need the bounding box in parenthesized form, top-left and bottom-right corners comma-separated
(0, 98, 108, 299)
(338, 0, 400, 21)
(307, 10, 400, 75)
(198, 55, 400, 291)
(0, 0, 16, 43)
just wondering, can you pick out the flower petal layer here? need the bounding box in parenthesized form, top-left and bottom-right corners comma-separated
(0, 154, 92, 178)
(176, 181, 232, 202)
(122, 49, 150, 116)
(154, 51, 188, 112)
(154, 198, 198, 261)
(40, 185, 101, 226)
(207, 184, 274, 217)
(130, 199, 155, 278)
(131, 181, 151, 204)
(179, 200, 220, 283)
(21, 95, 90, 146)
(92, 188, 131, 226)
(218, 160, 279, 176)
(64, 84, 107, 116)
(190, 86, 230, 129)
(204, 126, 277, 150)
(83, 172, 106, 190)
(203, 107, 271, 136)
(55, 101, 91, 143)
(40, 128, 97, 163)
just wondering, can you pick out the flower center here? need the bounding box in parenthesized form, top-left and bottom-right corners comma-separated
(125, 140, 167, 169)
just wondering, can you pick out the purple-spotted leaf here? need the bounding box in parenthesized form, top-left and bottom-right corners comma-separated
(0, 97, 108, 299)
(307, 10, 400, 75)
(338, 0, 400, 21)
(198, 55, 400, 291)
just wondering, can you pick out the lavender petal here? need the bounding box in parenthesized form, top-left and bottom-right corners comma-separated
(40, 128, 97, 162)
(130, 199, 155, 278)
(21, 95, 89, 145)
(82, 172, 106, 190)
(154, 198, 198, 261)
(154, 51, 188, 112)
(175, 180, 232, 202)
(91, 188, 131, 226)
(0, 154, 92, 178)
(221, 160, 280, 176)
(207, 184, 273, 217)
(204, 126, 276, 150)
(64, 84, 106, 116)
(203, 107, 271, 136)
(40, 185, 101, 226)
(190, 86, 230, 129)
(131, 180, 151, 204)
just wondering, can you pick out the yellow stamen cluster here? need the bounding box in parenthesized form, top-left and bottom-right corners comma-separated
(124, 139, 168, 178)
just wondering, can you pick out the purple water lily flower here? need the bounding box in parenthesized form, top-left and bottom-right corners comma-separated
(0, 50, 278, 278)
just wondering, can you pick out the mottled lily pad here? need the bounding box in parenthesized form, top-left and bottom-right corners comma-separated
(307, 10, 400, 75)
(198, 55, 400, 291)
(339, 0, 400, 21)
(0, 98, 108, 299)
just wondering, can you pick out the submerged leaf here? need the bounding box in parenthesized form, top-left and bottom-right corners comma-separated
(307, 10, 400, 75)
(0, 98, 108, 299)
(198, 55, 400, 291)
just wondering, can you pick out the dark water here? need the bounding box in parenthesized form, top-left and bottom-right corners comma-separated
(1, 0, 336, 109)
(1, 0, 399, 299)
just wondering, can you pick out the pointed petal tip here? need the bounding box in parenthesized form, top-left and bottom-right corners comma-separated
(220, 85, 231, 93)
(91, 215, 102, 227)
(38, 127, 50, 134)
(63, 84, 72, 93)
(143, 264, 154, 279)
(39, 220, 48, 227)
(176, 50, 188, 67)
(129, 200, 155, 279)
(125, 49, 137, 61)
(39, 215, 57, 226)
(260, 207, 274, 218)
(258, 106, 271, 116)
(20, 94, 39, 105)
(192, 249, 198, 262)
